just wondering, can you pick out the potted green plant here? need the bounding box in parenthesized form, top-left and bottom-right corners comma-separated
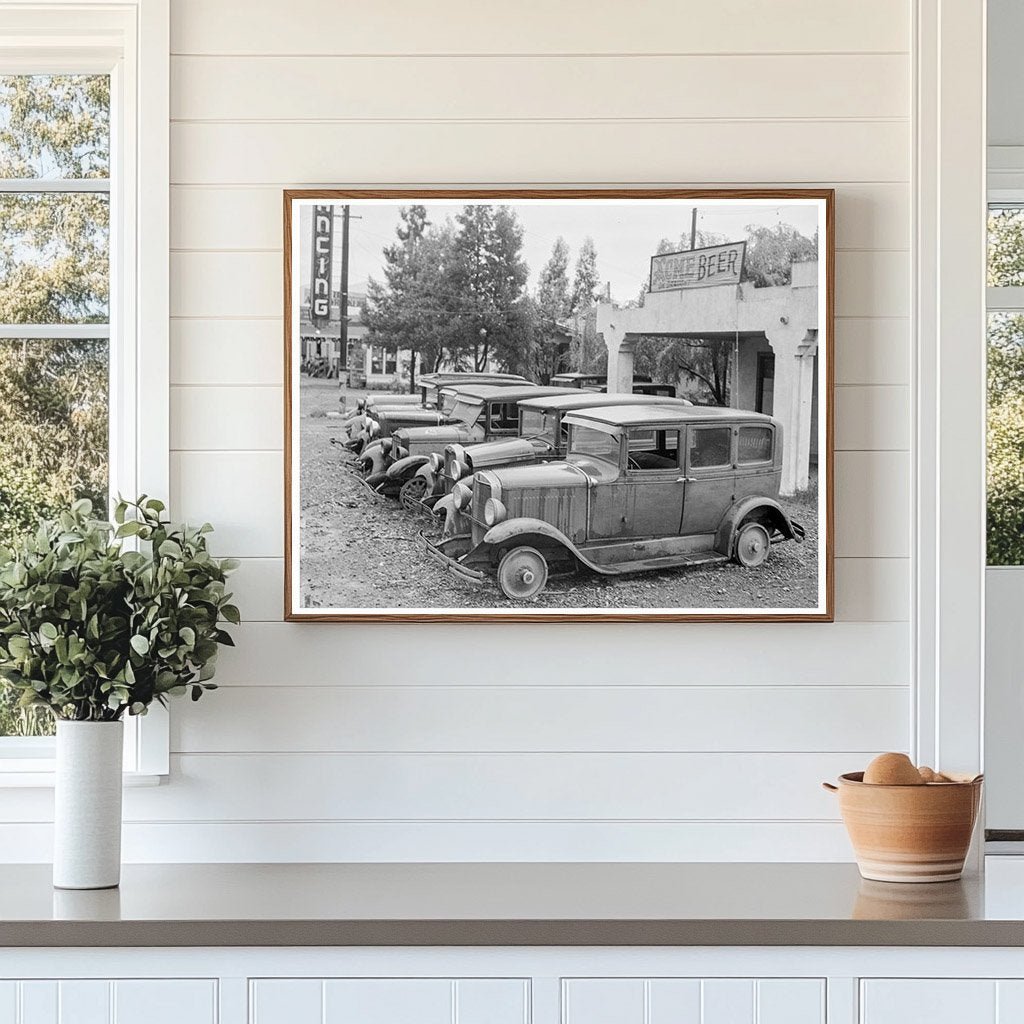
(0, 497, 239, 889)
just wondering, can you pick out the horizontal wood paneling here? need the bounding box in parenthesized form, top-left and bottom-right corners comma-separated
(0, 0, 911, 865)
(834, 452, 911, 558)
(225, 556, 910, 624)
(170, 249, 908, 319)
(170, 451, 282, 557)
(170, 121, 909, 186)
(170, 684, 909, 754)
(114, 751, 862, 821)
(171, 54, 909, 122)
(171, 385, 282, 450)
(834, 318, 910, 386)
(209, 622, 910, 687)
(170, 319, 282, 386)
(170, 183, 909, 252)
(170, 0, 910, 56)
(0, 820, 856, 862)
(834, 385, 910, 451)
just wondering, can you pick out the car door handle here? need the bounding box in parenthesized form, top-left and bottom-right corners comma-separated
(677, 476, 696, 483)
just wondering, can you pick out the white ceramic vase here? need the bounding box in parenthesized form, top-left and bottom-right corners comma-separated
(53, 720, 124, 890)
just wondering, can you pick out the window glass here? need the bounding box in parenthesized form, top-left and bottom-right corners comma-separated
(689, 426, 732, 468)
(449, 399, 483, 425)
(988, 207, 1024, 288)
(987, 312, 1024, 565)
(0, 75, 109, 179)
(627, 428, 680, 471)
(488, 400, 518, 433)
(0, 75, 110, 739)
(569, 424, 620, 464)
(737, 425, 773, 464)
(520, 408, 557, 446)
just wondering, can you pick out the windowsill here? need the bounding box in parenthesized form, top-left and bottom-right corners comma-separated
(0, 767, 164, 788)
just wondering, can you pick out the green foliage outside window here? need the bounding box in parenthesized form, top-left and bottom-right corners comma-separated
(987, 209, 1024, 565)
(0, 75, 110, 735)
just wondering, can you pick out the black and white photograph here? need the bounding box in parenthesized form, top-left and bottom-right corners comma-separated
(285, 190, 833, 621)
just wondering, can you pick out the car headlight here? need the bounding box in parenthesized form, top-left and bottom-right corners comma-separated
(452, 482, 472, 511)
(394, 445, 408, 460)
(483, 498, 506, 527)
(428, 453, 442, 473)
(369, 421, 381, 438)
(380, 439, 392, 454)
(449, 459, 462, 480)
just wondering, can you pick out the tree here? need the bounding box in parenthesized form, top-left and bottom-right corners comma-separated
(742, 223, 818, 287)
(570, 236, 600, 314)
(363, 205, 434, 386)
(447, 205, 530, 372)
(534, 237, 570, 380)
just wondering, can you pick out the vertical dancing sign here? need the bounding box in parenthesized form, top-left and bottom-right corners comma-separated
(310, 205, 334, 325)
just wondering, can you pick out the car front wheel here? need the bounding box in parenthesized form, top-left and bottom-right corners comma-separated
(496, 546, 549, 601)
(734, 521, 771, 568)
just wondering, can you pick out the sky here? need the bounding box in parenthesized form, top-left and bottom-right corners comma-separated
(297, 199, 823, 305)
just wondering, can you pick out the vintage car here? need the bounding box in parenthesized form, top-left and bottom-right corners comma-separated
(372, 385, 578, 506)
(431, 391, 693, 538)
(342, 372, 532, 448)
(423, 405, 805, 600)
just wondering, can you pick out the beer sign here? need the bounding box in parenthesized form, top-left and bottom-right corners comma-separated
(649, 240, 746, 292)
(310, 205, 334, 324)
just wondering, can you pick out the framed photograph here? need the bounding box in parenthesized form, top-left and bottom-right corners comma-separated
(284, 189, 834, 622)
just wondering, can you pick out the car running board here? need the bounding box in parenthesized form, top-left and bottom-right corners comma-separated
(598, 550, 731, 575)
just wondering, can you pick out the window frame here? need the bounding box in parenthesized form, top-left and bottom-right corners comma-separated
(0, 0, 169, 782)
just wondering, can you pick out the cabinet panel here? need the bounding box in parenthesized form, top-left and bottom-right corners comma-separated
(563, 979, 825, 1024)
(323, 980, 451, 1024)
(757, 980, 825, 1024)
(455, 980, 529, 1024)
(251, 979, 528, 1024)
(113, 981, 217, 1024)
(0, 981, 215, 1024)
(861, 981, 996, 1023)
(250, 980, 321, 1024)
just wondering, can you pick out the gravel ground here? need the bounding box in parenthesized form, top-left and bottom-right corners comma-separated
(298, 378, 822, 611)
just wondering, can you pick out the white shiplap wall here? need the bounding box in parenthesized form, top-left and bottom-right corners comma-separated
(2, 0, 915, 862)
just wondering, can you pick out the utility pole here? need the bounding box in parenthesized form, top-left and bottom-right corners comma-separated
(690, 207, 698, 250)
(338, 205, 350, 371)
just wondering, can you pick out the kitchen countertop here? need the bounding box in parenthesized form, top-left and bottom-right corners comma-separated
(5, 861, 1024, 947)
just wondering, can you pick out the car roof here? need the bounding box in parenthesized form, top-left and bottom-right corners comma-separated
(419, 372, 528, 385)
(518, 392, 689, 412)
(447, 384, 577, 401)
(562, 404, 775, 428)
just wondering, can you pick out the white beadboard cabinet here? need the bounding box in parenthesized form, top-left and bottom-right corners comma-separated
(5, 949, 1024, 1024)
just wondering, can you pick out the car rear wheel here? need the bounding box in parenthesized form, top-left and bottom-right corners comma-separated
(399, 475, 429, 512)
(734, 521, 771, 568)
(497, 546, 549, 601)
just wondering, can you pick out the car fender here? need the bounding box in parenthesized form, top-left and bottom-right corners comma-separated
(476, 517, 610, 575)
(715, 496, 800, 555)
(386, 454, 430, 481)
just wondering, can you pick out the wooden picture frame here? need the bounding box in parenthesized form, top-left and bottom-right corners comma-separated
(284, 188, 834, 622)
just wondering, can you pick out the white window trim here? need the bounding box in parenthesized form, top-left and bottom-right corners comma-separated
(0, 0, 169, 782)
(914, 0, 987, 810)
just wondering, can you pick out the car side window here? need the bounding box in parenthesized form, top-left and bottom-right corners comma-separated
(626, 428, 681, 471)
(737, 425, 773, 464)
(688, 426, 732, 469)
(489, 401, 518, 433)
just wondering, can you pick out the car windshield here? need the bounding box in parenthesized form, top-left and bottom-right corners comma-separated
(449, 399, 484, 425)
(568, 424, 621, 464)
(519, 408, 557, 445)
(420, 384, 438, 408)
